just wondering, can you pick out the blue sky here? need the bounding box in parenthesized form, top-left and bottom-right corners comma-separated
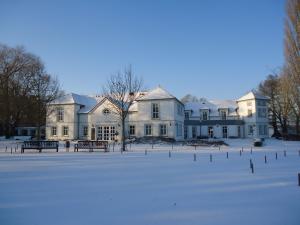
(0, 0, 285, 100)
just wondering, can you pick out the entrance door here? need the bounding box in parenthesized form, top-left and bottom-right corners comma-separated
(208, 126, 213, 138)
(222, 126, 228, 138)
(91, 128, 96, 140)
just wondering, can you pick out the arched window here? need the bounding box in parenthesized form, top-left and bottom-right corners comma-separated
(103, 108, 110, 115)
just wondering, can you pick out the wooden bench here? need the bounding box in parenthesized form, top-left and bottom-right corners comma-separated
(21, 141, 59, 153)
(74, 141, 108, 152)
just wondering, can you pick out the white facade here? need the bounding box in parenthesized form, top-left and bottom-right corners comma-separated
(46, 88, 269, 141)
(184, 91, 269, 139)
(46, 87, 185, 141)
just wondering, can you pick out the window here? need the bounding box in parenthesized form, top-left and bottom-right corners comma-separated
(184, 126, 188, 139)
(145, 124, 152, 136)
(259, 125, 263, 135)
(248, 125, 254, 135)
(177, 104, 183, 115)
(51, 127, 57, 136)
(104, 126, 110, 140)
(129, 125, 135, 136)
(247, 109, 253, 117)
(202, 111, 208, 121)
(176, 122, 182, 137)
(220, 110, 227, 120)
(152, 103, 159, 119)
(63, 126, 69, 136)
(222, 126, 228, 138)
(160, 124, 167, 136)
(110, 126, 115, 140)
(184, 112, 189, 120)
(97, 127, 103, 140)
(258, 108, 267, 118)
(83, 126, 88, 136)
(56, 107, 64, 122)
(103, 108, 110, 115)
(192, 126, 197, 138)
(264, 125, 268, 135)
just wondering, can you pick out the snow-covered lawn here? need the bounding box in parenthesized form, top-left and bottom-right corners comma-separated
(0, 139, 299, 225)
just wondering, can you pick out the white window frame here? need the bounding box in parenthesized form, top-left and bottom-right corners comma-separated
(129, 125, 135, 136)
(159, 124, 167, 136)
(152, 103, 159, 119)
(62, 126, 69, 136)
(51, 127, 57, 136)
(145, 124, 152, 136)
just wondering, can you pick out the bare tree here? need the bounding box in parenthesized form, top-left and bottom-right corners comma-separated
(284, 0, 300, 134)
(103, 66, 143, 151)
(0, 44, 60, 138)
(259, 74, 281, 136)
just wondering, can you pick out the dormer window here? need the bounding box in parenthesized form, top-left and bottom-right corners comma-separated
(202, 111, 208, 121)
(103, 108, 110, 115)
(184, 111, 189, 120)
(220, 110, 227, 120)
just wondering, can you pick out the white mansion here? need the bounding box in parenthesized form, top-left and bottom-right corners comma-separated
(46, 86, 269, 141)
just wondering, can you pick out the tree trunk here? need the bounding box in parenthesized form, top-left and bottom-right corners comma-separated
(121, 115, 126, 152)
(271, 113, 281, 137)
(296, 116, 300, 135)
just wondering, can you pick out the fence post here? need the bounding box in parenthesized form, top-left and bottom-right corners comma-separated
(5, 146, 7, 152)
(264, 155, 267, 164)
(242, 147, 243, 152)
(172, 143, 173, 150)
(250, 147, 252, 154)
(284, 150, 287, 157)
(298, 173, 300, 186)
(169, 150, 171, 158)
(210, 154, 212, 162)
(226, 152, 228, 159)
(11, 147, 12, 154)
(240, 150, 242, 156)
(219, 146, 220, 151)
(276, 152, 278, 160)
(193, 153, 196, 162)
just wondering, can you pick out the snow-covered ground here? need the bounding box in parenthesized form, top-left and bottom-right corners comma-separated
(0, 139, 299, 225)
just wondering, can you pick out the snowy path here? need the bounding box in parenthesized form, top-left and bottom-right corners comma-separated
(0, 139, 299, 225)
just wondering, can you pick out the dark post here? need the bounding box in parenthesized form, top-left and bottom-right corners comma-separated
(276, 152, 278, 160)
(298, 150, 300, 157)
(250, 147, 252, 154)
(251, 162, 254, 174)
(226, 152, 228, 159)
(145, 150, 147, 155)
(250, 159, 252, 169)
(169, 150, 171, 158)
(195, 145, 196, 150)
(14, 147, 16, 152)
(264, 155, 267, 164)
(172, 143, 173, 150)
(11, 147, 12, 154)
(5, 146, 7, 152)
(242, 147, 243, 152)
(193, 153, 196, 162)
(210, 154, 212, 162)
(240, 150, 242, 156)
(298, 173, 300, 186)
(284, 150, 287, 157)
(152, 142, 153, 149)
(219, 146, 220, 151)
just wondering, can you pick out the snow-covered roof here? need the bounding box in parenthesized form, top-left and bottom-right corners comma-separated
(184, 99, 238, 117)
(139, 86, 176, 100)
(237, 91, 269, 102)
(50, 93, 98, 106)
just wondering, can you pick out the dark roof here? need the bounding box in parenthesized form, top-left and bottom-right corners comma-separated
(184, 120, 245, 126)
